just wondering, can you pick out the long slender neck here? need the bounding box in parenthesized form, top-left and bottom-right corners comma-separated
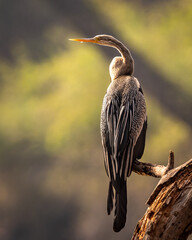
(108, 38, 134, 74)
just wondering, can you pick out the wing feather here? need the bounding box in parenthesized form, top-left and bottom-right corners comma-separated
(102, 98, 120, 181)
(115, 100, 134, 180)
(101, 94, 142, 182)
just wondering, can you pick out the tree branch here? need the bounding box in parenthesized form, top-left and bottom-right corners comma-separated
(132, 151, 174, 178)
(131, 153, 192, 240)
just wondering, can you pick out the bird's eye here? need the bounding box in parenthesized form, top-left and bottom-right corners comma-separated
(95, 37, 100, 41)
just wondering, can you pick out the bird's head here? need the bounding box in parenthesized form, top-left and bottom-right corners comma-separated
(69, 34, 116, 47)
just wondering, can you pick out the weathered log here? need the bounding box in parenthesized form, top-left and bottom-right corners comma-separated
(132, 155, 192, 240)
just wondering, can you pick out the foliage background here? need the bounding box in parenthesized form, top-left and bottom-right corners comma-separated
(0, 0, 191, 239)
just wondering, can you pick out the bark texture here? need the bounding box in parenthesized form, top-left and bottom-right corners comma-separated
(132, 156, 192, 240)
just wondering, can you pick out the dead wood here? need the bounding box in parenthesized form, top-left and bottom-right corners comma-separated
(132, 152, 192, 240)
(132, 151, 174, 178)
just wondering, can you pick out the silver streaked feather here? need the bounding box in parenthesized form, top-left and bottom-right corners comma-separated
(100, 76, 146, 184)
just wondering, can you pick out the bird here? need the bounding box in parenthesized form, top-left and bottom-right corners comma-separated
(69, 34, 147, 232)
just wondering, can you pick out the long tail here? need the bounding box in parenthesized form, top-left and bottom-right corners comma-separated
(113, 181, 127, 232)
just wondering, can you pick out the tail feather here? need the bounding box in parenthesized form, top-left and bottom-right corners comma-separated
(113, 181, 127, 232)
(107, 181, 114, 215)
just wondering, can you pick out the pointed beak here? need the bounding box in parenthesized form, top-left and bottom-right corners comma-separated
(69, 38, 98, 44)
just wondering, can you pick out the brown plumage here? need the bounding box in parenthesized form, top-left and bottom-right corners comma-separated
(70, 35, 147, 232)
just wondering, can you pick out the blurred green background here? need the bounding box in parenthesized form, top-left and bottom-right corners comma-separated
(0, 0, 192, 239)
